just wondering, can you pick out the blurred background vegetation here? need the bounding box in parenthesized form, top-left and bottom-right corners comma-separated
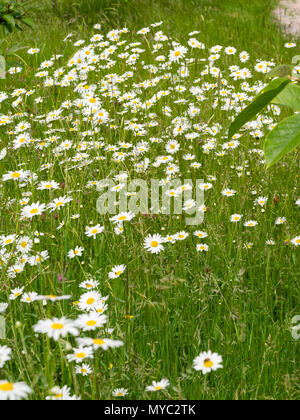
(0, 0, 291, 90)
(3, 0, 285, 51)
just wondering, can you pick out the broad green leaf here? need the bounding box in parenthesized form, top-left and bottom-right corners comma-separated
(20, 17, 34, 29)
(228, 77, 291, 138)
(264, 113, 300, 167)
(272, 83, 300, 111)
(2, 14, 15, 27)
(266, 64, 291, 79)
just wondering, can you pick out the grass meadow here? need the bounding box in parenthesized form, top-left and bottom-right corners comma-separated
(0, 0, 299, 400)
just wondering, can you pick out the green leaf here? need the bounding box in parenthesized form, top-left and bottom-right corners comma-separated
(264, 113, 300, 167)
(228, 77, 291, 138)
(6, 44, 26, 55)
(2, 14, 15, 27)
(266, 64, 291, 79)
(20, 17, 34, 29)
(271, 83, 300, 111)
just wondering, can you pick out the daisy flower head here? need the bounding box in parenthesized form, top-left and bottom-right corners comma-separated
(230, 214, 242, 222)
(33, 317, 79, 341)
(9, 287, 24, 300)
(21, 202, 46, 219)
(169, 45, 187, 62)
(112, 388, 128, 397)
(255, 196, 268, 207)
(78, 291, 103, 311)
(110, 212, 135, 224)
(196, 243, 209, 252)
(244, 220, 257, 227)
(68, 246, 84, 258)
(194, 230, 208, 239)
(275, 217, 286, 225)
(193, 350, 223, 374)
(75, 312, 107, 331)
(85, 224, 104, 238)
(285, 42, 296, 48)
(47, 195, 72, 212)
(46, 385, 80, 400)
(146, 378, 170, 392)
(79, 279, 99, 290)
(0, 380, 32, 400)
(144, 233, 166, 254)
(77, 337, 123, 351)
(222, 189, 236, 197)
(75, 364, 92, 376)
(291, 236, 300, 246)
(27, 48, 40, 55)
(66, 346, 94, 363)
(108, 264, 126, 279)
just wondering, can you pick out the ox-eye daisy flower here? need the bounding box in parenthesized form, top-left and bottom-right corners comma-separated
(230, 214, 242, 222)
(79, 279, 99, 290)
(47, 196, 72, 212)
(21, 202, 46, 219)
(196, 244, 209, 252)
(85, 224, 104, 238)
(78, 291, 103, 311)
(67, 346, 94, 363)
(46, 385, 80, 400)
(169, 45, 187, 62)
(0, 380, 32, 400)
(9, 287, 24, 300)
(193, 350, 223, 374)
(144, 234, 166, 254)
(291, 236, 300, 246)
(244, 220, 257, 227)
(33, 317, 79, 341)
(68, 246, 84, 258)
(108, 264, 126, 279)
(77, 337, 124, 350)
(110, 212, 135, 224)
(222, 189, 236, 197)
(75, 313, 107, 331)
(75, 364, 92, 376)
(194, 230, 208, 239)
(146, 378, 170, 392)
(112, 388, 128, 397)
(275, 217, 286, 225)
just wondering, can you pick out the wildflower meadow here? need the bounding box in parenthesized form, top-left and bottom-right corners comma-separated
(0, 0, 299, 402)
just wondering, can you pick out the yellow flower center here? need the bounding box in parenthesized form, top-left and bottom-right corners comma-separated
(11, 172, 21, 178)
(86, 320, 97, 327)
(51, 323, 64, 330)
(76, 353, 86, 359)
(151, 241, 159, 247)
(94, 338, 105, 346)
(154, 386, 162, 390)
(204, 358, 214, 368)
(0, 382, 14, 391)
(86, 298, 95, 305)
(30, 209, 39, 214)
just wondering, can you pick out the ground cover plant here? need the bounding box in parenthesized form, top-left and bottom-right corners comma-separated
(0, 0, 299, 401)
